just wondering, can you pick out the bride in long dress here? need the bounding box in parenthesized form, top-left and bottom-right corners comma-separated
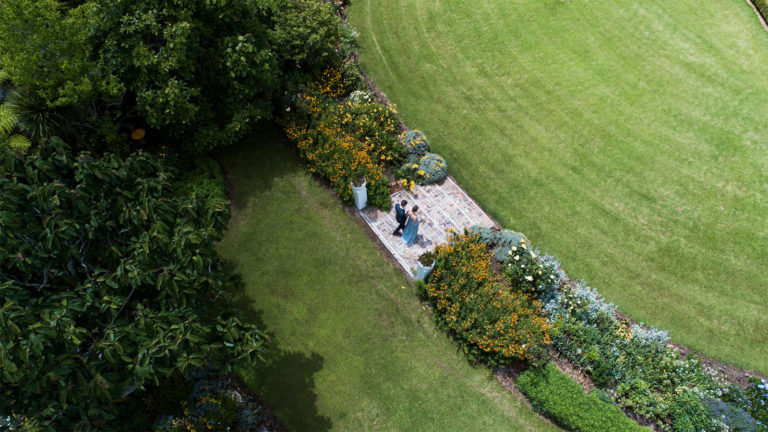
(401, 206, 421, 246)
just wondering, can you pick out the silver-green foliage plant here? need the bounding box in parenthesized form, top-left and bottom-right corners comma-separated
(418, 152, 447, 184)
(544, 279, 734, 430)
(399, 130, 430, 156)
(475, 226, 746, 431)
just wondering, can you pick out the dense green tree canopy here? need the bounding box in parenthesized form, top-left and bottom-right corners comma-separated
(92, 0, 280, 152)
(0, 0, 123, 108)
(0, 139, 266, 430)
(0, 0, 342, 153)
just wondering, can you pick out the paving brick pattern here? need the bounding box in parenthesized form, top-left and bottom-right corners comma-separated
(360, 177, 497, 277)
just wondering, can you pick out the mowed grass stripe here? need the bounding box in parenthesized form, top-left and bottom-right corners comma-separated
(217, 126, 561, 431)
(349, 0, 768, 372)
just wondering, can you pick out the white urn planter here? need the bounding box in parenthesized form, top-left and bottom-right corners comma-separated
(351, 178, 367, 210)
(415, 260, 435, 281)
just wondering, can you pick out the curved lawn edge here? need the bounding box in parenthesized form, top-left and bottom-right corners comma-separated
(346, 0, 768, 374)
(216, 125, 563, 431)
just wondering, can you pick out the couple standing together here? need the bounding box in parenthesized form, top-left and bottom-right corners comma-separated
(393, 200, 421, 246)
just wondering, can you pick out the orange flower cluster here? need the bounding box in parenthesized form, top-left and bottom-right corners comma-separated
(424, 233, 551, 365)
(327, 101, 403, 163)
(286, 118, 387, 205)
(283, 67, 404, 210)
(309, 67, 347, 98)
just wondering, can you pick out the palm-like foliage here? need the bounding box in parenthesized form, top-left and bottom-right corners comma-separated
(0, 102, 31, 151)
(3, 89, 64, 145)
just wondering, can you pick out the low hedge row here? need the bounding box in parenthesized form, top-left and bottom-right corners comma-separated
(517, 363, 651, 432)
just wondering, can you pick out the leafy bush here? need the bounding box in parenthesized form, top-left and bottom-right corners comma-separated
(268, 0, 342, 69)
(0, 139, 266, 430)
(396, 160, 426, 188)
(399, 130, 430, 156)
(669, 391, 725, 432)
(418, 152, 448, 183)
(727, 379, 768, 431)
(283, 72, 402, 211)
(286, 120, 390, 209)
(419, 251, 435, 266)
(307, 66, 350, 99)
(324, 100, 404, 164)
(341, 59, 366, 94)
(173, 156, 227, 206)
(543, 279, 729, 427)
(517, 363, 650, 432)
(502, 238, 561, 297)
(470, 226, 529, 262)
(338, 23, 360, 61)
(422, 233, 551, 365)
(703, 398, 761, 432)
(467, 225, 497, 246)
(367, 175, 392, 210)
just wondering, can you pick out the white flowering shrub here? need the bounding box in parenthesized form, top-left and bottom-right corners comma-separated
(502, 238, 561, 297)
(347, 90, 374, 105)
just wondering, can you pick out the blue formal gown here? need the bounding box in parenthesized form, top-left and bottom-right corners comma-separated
(401, 218, 420, 246)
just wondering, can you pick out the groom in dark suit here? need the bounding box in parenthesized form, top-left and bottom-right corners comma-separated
(392, 199, 408, 236)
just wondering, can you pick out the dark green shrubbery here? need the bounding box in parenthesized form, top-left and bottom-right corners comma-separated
(173, 156, 228, 206)
(0, 139, 266, 430)
(517, 363, 651, 432)
(152, 369, 265, 432)
(669, 392, 725, 432)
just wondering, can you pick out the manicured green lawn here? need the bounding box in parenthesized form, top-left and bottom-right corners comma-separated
(348, 0, 768, 373)
(216, 126, 560, 431)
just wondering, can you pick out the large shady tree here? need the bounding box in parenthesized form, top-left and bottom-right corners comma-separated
(0, 139, 266, 430)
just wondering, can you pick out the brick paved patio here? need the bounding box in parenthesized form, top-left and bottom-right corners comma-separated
(360, 177, 498, 278)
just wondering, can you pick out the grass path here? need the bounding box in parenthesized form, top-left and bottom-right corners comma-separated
(216, 126, 561, 431)
(348, 0, 768, 373)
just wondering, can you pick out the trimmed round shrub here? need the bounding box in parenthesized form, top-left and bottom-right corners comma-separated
(418, 152, 447, 184)
(400, 130, 430, 156)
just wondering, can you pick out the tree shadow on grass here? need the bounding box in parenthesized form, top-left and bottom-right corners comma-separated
(225, 262, 333, 432)
(240, 347, 332, 432)
(215, 123, 308, 215)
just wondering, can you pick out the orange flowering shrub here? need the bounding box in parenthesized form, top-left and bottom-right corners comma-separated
(285, 119, 389, 208)
(422, 233, 552, 366)
(282, 67, 400, 210)
(308, 67, 347, 98)
(323, 101, 404, 163)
